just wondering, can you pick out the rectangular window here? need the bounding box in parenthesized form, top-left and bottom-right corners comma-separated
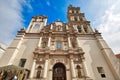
(56, 42, 62, 49)
(19, 59, 26, 67)
(97, 67, 106, 78)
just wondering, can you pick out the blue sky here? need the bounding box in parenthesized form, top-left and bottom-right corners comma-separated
(0, 0, 120, 54)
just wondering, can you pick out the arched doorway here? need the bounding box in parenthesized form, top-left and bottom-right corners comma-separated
(52, 63, 66, 80)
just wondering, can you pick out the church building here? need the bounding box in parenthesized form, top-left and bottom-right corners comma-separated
(0, 5, 120, 80)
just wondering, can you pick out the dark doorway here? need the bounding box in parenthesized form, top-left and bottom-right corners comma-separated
(53, 63, 66, 80)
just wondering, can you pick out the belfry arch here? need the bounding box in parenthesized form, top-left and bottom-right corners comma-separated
(52, 63, 66, 80)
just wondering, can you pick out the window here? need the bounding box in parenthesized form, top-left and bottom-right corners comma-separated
(76, 10, 79, 13)
(19, 59, 26, 67)
(56, 42, 62, 49)
(97, 67, 106, 78)
(74, 17, 78, 21)
(72, 10, 74, 13)
(78, 27, 81, 33)
(84, 27, 87, 33)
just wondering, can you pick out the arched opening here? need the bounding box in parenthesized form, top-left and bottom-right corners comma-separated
(52, 63, 66, 80)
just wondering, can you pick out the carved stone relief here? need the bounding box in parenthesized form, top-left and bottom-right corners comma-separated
(50, 56, 68, 65)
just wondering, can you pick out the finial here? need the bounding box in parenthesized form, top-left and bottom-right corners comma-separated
(57, 19, 61, 22)
(94, 28, 99, 33)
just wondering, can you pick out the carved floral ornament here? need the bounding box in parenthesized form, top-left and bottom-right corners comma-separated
(51, 58, 68, 65)
(33, 46, 84, 55)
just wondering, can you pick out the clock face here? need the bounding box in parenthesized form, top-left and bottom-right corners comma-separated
(35, 24, 40, 28)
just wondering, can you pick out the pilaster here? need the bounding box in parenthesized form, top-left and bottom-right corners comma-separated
(30, 59, 36, 79)
(69, 54, 76, 80)
(81, 24, 85, 33)
(8, 29, 25, 65)
(38, 37, 42, 47)
(48, 37, 51, 47)
(68, 36, 72, 48)
(43, 54, 49, 80)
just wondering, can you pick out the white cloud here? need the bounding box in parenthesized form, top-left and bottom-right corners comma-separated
(22, 0, 33, 11)
(46, 1, 51, 6)
(94, 0, 120, 54)
(0, 0, 32, 46)
(0, 0, 23, 45)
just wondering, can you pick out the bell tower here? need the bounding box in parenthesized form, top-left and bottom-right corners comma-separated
(26, 16, 48, 33)
(67, 5, 93, 33)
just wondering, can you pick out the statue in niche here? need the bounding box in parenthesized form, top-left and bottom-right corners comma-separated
(56, 26, 62, 31)
(71, 37, 77, 48)
(76, 65, 82, 78)
(73, 25, 77, 30)
(36, 66, 42, 78)
(41, 37, 48, 48)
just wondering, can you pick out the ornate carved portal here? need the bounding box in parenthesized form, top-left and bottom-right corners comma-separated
(52, 63, 66, 80)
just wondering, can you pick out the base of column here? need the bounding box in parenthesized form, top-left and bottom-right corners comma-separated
(72, 79, 76, 80)
(71, 77, 77, 80)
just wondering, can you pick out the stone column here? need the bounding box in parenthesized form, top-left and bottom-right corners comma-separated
(81, 25, 85, 33)
(26, 18, 34, 32)
(48, 37, 51, 47)
(68, 37, 72, 48)
(82, 61, 90, 78)
(70, 59, 76, 80)
(50, 24, 53, 30)
(38, 37, 42, 47)
(73, 25, 77, 31)
(75, 25, 78, 31)
(66, 25, 68, 30)
(87, 25, 92, 33)
(76, 37, 80, 47)
(30, 59, 36, 79)
(43, 59, 49, 79)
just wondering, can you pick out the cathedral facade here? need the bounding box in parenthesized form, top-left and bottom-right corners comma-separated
(0, 5, 120, 80)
